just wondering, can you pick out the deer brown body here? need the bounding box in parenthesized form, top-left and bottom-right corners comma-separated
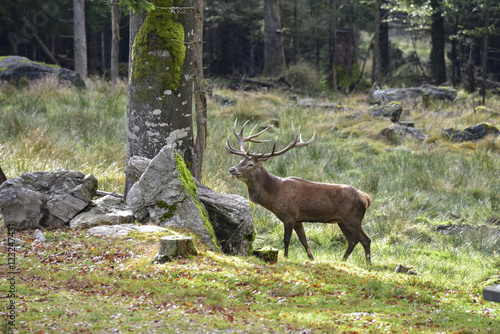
(227, 121, 372, 264)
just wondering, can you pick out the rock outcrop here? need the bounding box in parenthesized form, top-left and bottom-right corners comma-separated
(126, 149, 255, 256)
(442, 122, 499, 142)
(370, 86, 457, 105)
(0, 170, 97, 229)
(126, 146, 219, 251)
(0, 56, 85, 88)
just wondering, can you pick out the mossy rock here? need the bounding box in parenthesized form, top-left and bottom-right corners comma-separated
(0, 55, 85, 88)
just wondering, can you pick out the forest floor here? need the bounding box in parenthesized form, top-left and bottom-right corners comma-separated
(0, 78, 499, 333)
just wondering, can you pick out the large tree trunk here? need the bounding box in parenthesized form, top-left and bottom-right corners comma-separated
(191, 0, 207, 180)
(124, 10, 147, 197)
(111, 1, 120, 86)
(125, 0, 194, 197)
(430, 0, 446, 84)
(263, 0, 286, 76)
(73, 0, 87, 80)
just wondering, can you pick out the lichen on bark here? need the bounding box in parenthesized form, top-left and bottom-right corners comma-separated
(131, 0, 186, 100)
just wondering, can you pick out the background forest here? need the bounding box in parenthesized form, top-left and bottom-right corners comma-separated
(1, 0, 500, 89)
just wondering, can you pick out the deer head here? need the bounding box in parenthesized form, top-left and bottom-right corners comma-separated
(226, 120, 316, 182)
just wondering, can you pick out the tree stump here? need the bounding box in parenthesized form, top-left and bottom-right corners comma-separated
(253, 247, 278, 263)
(483, 285, 500, 303)
(153, 235, 198, 262)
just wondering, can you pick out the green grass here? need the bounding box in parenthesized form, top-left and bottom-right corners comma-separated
(1, 78, 500, 333)
(1, 229, 498, 333)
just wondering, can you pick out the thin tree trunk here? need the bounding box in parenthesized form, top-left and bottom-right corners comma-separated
(450, 16, 460, 86)
(111, 1, 120, 85)
(101, 31, 105, 71)
(481, 0, 491, 104)
(331, 0, 337, 93)
(73, 0, 87, 80)
(372, 0, 382, 86)
(411, 32, 428, 81)
(248, 18, 256, 77)
(191, 0, 207, 180)
(293, 0, 298, 62)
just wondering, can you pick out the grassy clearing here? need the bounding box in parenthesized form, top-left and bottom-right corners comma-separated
(1, 229, 498, 333)
(1, 78, 500, 332)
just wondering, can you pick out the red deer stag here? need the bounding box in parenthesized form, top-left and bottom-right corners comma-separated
(226, 120, 372, 264)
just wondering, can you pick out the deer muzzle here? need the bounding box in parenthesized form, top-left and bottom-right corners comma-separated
(228, 167, 241, 177)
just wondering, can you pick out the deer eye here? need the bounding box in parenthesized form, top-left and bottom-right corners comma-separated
(247, 163, 254, 169)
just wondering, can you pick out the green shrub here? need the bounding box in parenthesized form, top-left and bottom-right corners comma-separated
(286, 61, 320, 93)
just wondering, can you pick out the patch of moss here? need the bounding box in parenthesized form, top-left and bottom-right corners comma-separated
(157, 200, 178, 220)
(244, 232, 256, 256)
(175, 152, 220, 252)
(175, 153, 197, 196)
(131, 0, 186, 101)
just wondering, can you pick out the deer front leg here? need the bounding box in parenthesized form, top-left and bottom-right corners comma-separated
(294, 222, 314, 260)
(282, 220, 294, 259)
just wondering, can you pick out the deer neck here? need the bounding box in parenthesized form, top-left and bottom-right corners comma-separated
(245, 167, 281, 208)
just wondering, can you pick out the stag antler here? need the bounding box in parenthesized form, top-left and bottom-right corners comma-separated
(226, 119, 316, 159)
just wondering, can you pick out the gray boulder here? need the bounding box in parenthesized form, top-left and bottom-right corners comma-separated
(370, 86, 457, 105)
(69, 195, 135, 229)
(0, 171, 97, 230)
(380, 124, 429, 142)
(370, 102, 403, 122)
(0, 56, 85, 88)
(442, 122, 499, 142)
(126, 146, 218, 250)
(87, 224, 167, 237)
(195, 180, 255, 256)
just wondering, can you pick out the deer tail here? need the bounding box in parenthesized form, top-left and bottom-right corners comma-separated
(362, 192, 372, 209)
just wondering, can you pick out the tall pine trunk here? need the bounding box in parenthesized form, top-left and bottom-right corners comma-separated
(430, 0, 446, 84)
(73, 0, 87, 80)
(263, 0, 286, 76)
(111, 1, 120, 86)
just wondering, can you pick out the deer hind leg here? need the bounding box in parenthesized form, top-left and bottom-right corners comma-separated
(357, 229, 371, 265)
(338, 222, 358, 261)
(294, 222, 314, 260)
